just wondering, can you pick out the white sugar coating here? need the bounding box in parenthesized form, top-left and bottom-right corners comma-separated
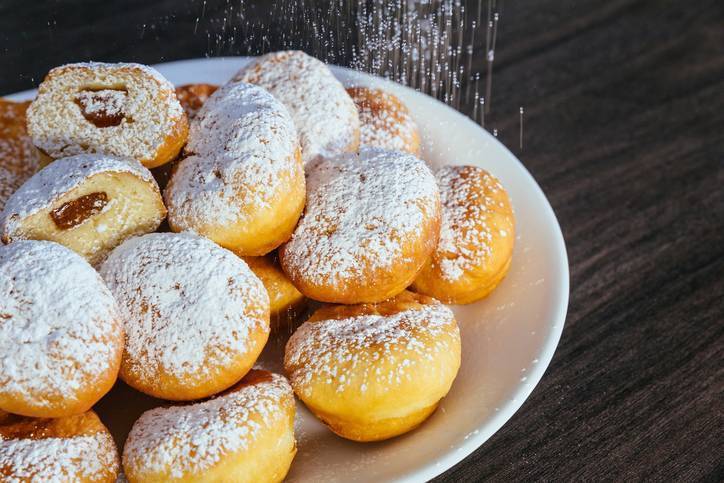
(165, 81, 299, 227)
(348, 87, 419, 153)
(0, 431, 118, 483)
(282, 148, 439, 285)
(0, 240, 122, 405)
(233, 50, 360, 164)
(27, 62, 184, 163)
(285, 301, 458, 395)
(434, 165, 510, 282)
(123, 373, 293, 478)
(1, 153, 155, 236)
(99, 232, 269, 381)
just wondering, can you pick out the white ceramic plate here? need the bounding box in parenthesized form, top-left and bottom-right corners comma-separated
(7, 57, 569, 482)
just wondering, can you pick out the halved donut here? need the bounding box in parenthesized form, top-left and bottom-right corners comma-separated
(27, 62, 188, 168)
(1, 154, 166, 266)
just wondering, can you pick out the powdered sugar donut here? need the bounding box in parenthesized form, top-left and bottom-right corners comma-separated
(347, 87, 421, 155)
(0, 410, 120, 482)
(123, 370, 296, 483)
(1, 154, 166, 266)
(100, 232, 270, 401)
(175, 83, 218, 119)
(0, 99, 42, 212)
(233, 50, 360, 164)
(0, 240, 123, 418)
(279, 148, 441, 304)
(412, 165, 515, 304)
(285, 291, 461, 442)
(165, 81, 305, 256)
(27, 62, 188, 168)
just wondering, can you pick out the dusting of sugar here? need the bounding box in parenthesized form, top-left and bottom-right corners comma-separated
(1, 153, 155, 238)
(433, 165, 512, 282)
(0, 431, 118, 483)
(0, 240, 122, 405)
(233, 50, 360, 164)
(0, 100, 40, 212)
(285, 300, 458, 396)
(347, 87, 419, 154)
(165, 81, 300, 227)
(99, 232, 269, 382)
(123, 373, 292, 479)
(281, 148, 439, 286)
(27, 62, 184, 163)
(75, 89, 127, 116)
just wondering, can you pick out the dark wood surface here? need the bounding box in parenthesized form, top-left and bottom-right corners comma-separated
(2, 0, 722, 481)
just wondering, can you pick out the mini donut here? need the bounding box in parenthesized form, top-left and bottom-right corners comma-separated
(243, 253, 307, 329)
(175, 83, 219, 119)
(1, 154, 166, 266)
(0, 240, 123, 418)
(99, 232, 270, 401)
(279, 148, 441, 304)
(285, 290, 461, 442)
(346, 87, 421, 155)
(165, 81, 305, 256)
(27, 62, 188, 168)
(0, 410, 120, 482)
(412, 165, 515, 304)
(0, 99, 42, 212)
(123, 370, 296, 483)
(233, 50, 360, 164)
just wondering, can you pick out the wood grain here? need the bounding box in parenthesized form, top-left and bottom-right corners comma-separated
(1, 0, 722, 480)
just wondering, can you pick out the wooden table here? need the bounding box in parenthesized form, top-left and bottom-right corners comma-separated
(1, 0, 721, 480)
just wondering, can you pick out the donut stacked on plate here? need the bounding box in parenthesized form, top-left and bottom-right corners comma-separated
(0, 51, 515, 482)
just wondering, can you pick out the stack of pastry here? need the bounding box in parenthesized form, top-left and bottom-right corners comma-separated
(0, 51, 515, 482)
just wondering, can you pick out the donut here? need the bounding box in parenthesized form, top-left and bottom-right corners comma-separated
(346, 87, 421, 155)
(0, 99, 42, 212)
(233, 50, 360, 164)
(99, 232, 270, 401)
(0, 410, 120, 482)
(165, 81, 305, 256)
(243, 253, 307, 329)
(0, 240, 123, 418)
(1, 154, 166, 266)
(122, 370, 296, 483)
(284, 291, 460, 442)
(175, 83, 218, 119)
(412, 165, 515, 304)
(27, 62, 188, 168)
(279, 148, 441, 304)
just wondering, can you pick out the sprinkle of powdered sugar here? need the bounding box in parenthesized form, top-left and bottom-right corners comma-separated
(281, 148, 439, 286)
(27, 62, 183, 163)
(0, 101, 40, 213)
(123, 373, 293, 479)
(164, 81, 299, 227)
(347, 87, 419, 153)
(0, 240, 122, 405)
(233, 50, 360, 164)
(1, 153, 155, 237)
(99, 232, 269, 382)
(285, 299, 458, 395)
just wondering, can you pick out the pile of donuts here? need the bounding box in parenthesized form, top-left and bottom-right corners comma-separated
(0, 51, 515, 482)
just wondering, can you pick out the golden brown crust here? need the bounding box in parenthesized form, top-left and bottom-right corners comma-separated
(0, 99, 41, 211)
(175, 83, 219, 119)
(412, 165, 515, 304)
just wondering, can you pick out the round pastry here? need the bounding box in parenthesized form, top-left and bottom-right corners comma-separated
(412, 165, 515, 304)
(279, 148, 441, 304)
(165, 81, 305, 256)
(233, 50, 360, 164)
(243, 253, 307, 329)
(0, 410, 120, 482)
(27, 62, 188, 168)
(175, 83, 218, 119)
(285, 290, 461, 442)
(346, 87, 421, 155)
(1, 154, 166, 266)
(99, 232, 270, 401)
(0, 99, 42, 212)
(123, 370, 296, 483)
(0, 240, 123, 418)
